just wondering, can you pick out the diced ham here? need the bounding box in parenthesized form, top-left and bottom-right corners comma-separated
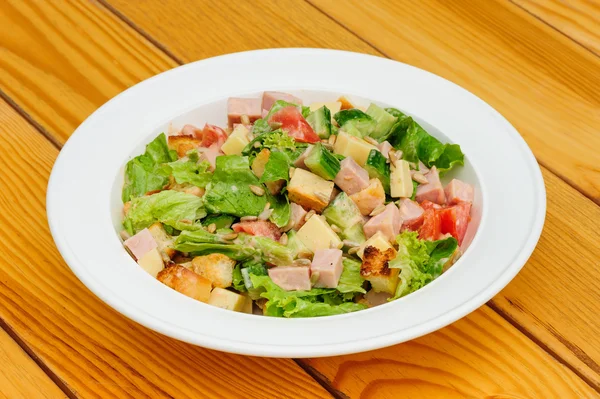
(232, 220, 281, 241)
(445, 179, 474, 205)
(227, 97, 262, 128)
(363, 203, 401, 242)
(268, 266, 311, 291)
(310, 249, 343, 288)
(334, 157, 370, 195)
(398, 199, 425, 231)
(262, 91, 303, 114)
(293, 145, 313, 169)
(198, 144, 222, 171)
(124, 228, 157, 260)
(181, 124, 203, 137)
(287, 203, 308, 231)
(415, 166, 446, 204)
(377, 141, 393, 159)
(350, 178, 386, 216)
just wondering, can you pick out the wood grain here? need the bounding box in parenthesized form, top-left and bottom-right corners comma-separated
(512, 0, 600, 56)
(308, 0, 600, 205)
(0, 0, 176, 143)
(0, 328, 67, 399)
(305, 306, 599, 399)
(0, 99, 332, 399)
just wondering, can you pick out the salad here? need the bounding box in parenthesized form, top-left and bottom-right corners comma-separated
(120, 91, 474, 317)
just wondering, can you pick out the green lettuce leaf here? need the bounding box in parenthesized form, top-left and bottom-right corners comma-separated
(174, 230, 259, 260)
(163, 158, 212, 188)
(232, 264, 246, 292)
(123, 190, 206, 234)
(250, 236, 294, 266)
(203, 155, 268, 217)
(267, 192, 291, 228)
(336, 258, 366, 294)
(259, 151, 290, 184)
(122, 133, 176, 202)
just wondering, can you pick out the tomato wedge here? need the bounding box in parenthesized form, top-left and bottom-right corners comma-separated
(418, 209, 441, 241)
(268, 106, 320, 143)
(232, 220, 281, 241)
(419, 200, 442, 211)
(438, 201, 471, 245)
(198, 124, 228, 148)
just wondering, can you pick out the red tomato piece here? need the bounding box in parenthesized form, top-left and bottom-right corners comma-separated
(268, 106, 320, 143)
(438, 202, 471, 245)
(419, 200, 442, 211)
(232, 220, 282, 241)
(418, 209, 441, 241)
(198, 124, 228, 148)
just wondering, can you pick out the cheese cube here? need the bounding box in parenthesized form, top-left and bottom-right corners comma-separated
(137, 248, 164, 277)
(208, 287, 247, 311)
(221, 124, 250, 155)
(390, 160, 413, 198)
(288, 168, 334, 212)
(333, 132, 377, 166)
(357, 231, 395, 259)
(297, 215, 342, 253)
(309, 101, 342, 120)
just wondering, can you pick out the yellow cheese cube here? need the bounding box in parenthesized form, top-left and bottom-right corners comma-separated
(221, 125, 250, 155)
(367, 270, 400, 295)
(208, 287, 247, 312)
(390, 160, 413, 198)
(333, 132, 377, 166)
(297, 215, 342, 253)
(288, 168, 334, 212)
(309, 101, 342, 120)
(358, 231, 394, 259)
(137, 248, 164, 277)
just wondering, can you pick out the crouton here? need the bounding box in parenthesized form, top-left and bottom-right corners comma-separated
(157, 264, 212, 303)
(191, 253, 236, 288)
(288, 168, 334, 212)
(361, 246, 400, 295)
(337, 96, 355, 110)
(147, 222, 176, 262)
(168, 134, 202, 158)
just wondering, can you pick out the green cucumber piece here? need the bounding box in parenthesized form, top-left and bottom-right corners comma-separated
(366, 103, 397, 141)
(304, 143, 341, 181)
(364, 149, 391, 193)
(306, 106, 332, 139)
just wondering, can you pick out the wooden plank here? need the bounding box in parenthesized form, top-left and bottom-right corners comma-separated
(512, 0, 600, 56)
(0, 0, 176, 144)
(0, 99, 332, 399)
(304, 306, 599, 398)
(307, 0, 600, 204)
(0, 328, 67, 399)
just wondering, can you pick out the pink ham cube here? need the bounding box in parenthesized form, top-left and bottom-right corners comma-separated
(445, 179, 474, 205)
(363, 203, 401, 242)
(268, 266, 311, 291)
(227, 97, 262, 128)
(198, 144, 222, 171)
(289, 203, 308, 230)
(262, 91, 303, 114)
(310, 249, 343, 288)
(377, 141, 393, 159)
(124, 228, 157, 260)
(415, 166, 446, 204)
(398, 198, 425, 231)
(334, 157, 370, 195)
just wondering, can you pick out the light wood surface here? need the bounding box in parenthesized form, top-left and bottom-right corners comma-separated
(1, 0, 600, 397)
(513, 0, 600, 56)
(305, 306, 598, 399)
(0, 328, 67, 399)
(0, 100, 332, 399)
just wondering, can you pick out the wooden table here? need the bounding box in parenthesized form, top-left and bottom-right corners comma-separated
(1, 0, 599, 397)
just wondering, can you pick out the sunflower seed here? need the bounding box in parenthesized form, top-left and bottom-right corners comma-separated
(364, 136, 378, 146)
(330, 224, 341, 233)
(388, 150, 398, 167)
(322, 142, 334, 150)
(304, 210, 316, 222)
(370, 204, 386, 216)
(269, 121, 282, 130)
(207, 223, 217, 233)
(331, 240, 343, 249)
(253, 142, 261, 148)
(343, 240, 362, 248)
(328, 135, 337, 145)
(293, 258, 311, 267)
(240, 215, 258, 222)
(408, 161, 417, 170)
(297, 250, 313, 259)
(246, 132, 254, 141)
(279, 233, 288, 245)
(258, 208, 273, 221)
(348, 246, 360, 255)
(250, 185, 265, 196)
(395, 150, 403, 159)
(412, 172, 429, 184)
(240, 114, 250, 125)
(180, 219, 193, 225)
(222, 233, 239, 241)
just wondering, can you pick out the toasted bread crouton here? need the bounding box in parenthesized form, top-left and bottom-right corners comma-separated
(168, 134, 202, 158)
(157, 264, 212, 303)
(361, 246, 399, 295)
(191, 253, 236, 288)
(337, 96, 355, 110)
(147, 222, 176, 262)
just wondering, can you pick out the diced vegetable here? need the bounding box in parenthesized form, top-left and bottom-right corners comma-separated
(334, 109, 376, 137)
(322, 192, 364, 230)
(286, 230, 310, 259)
(365, 103, 397, 141)
(304, 143, 341, 181)
(364, 149, 391, 193)
(306, 106, 332, 139)
(203, 214, 236, 230)
(309, 101, 341, 118)
(340, 222, 367, 246)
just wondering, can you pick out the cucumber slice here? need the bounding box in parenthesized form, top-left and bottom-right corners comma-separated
(366, 103, 397, 141)
(364, 149, 391, 193)
(306, 106, 332, 139)
(304, 143, 341, 181)
(334, 109, 376, 137)
(322, 192, 364, 230)
(341, 222, 367, 246)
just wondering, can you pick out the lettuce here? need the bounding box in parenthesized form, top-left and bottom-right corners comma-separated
(232, 264, 246, 292)
(390, 231, 458, 299)
(174, 230, 259, 260)
(163, 158, 212, 188)
(250, 236, 294, 267)
(122, 133, 177, 202)
(203, 155, 268, 217)
(249, 275, 366, 318)
(267, 192, 291, 228)
(336, 258, 366, 294)
(259, 151, 290, 184)
(123, 190, 206, 234)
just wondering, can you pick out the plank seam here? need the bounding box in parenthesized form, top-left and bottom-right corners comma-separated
(294, 360, 347, 399)
(0, 317, 78, 399)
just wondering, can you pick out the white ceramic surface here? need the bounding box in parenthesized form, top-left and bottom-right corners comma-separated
(47, 49, 545, 358)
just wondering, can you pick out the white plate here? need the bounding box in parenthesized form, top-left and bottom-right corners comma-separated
(47, 49, 545, 357)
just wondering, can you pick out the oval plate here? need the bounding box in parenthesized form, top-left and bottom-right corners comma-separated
(47, 49, 545, 358)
